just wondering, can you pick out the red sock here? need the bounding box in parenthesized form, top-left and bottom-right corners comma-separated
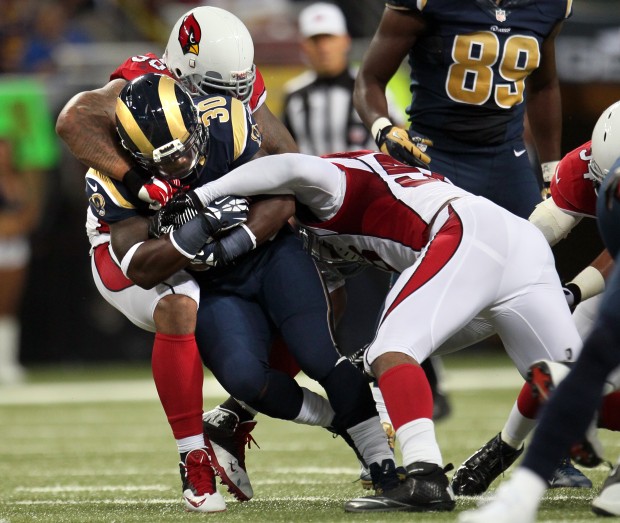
(599, 391, 620, 431)
(516, 381, 539, 419)
(152, 333, 204, 439)
(378, 363, 433, 431)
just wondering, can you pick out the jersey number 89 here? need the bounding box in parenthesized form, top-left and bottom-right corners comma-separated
(447, 32, 540, 109)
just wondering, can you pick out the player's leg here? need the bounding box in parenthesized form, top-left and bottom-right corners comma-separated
(91, 245, 224, 512)
(452, 210, 589, 496)
(260, 232, 399, 491)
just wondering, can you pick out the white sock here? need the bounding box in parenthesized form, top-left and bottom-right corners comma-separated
(397, 418, 442, 467)
(501, 401, 535, 449)
(293, 387, 335, 427)
(371, 384, 393, 426)
(177, 434, 206, 455)
(347, 416, 394, 467)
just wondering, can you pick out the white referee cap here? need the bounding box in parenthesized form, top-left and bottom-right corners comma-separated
(299, 2, 348, 38)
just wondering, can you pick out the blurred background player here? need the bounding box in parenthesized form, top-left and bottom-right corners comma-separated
(458, 157, 620, 523)
(353, 0, 588, 488)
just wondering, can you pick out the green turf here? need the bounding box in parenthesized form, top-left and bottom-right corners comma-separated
(0, 356, 616, 522)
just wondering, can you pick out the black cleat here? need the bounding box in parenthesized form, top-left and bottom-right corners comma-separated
(344, 462, 455, 513)
(451, 433, 524, 496)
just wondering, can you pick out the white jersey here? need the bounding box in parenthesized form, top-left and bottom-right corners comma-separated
(299, 152, 470, 273)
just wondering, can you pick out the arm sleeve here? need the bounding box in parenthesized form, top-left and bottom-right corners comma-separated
(193, 153, 343, 220)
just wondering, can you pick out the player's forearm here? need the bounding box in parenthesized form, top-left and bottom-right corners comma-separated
(56, 82, 132, 181)
(245, 196, 295, 245)
(526, 81, 562, 164)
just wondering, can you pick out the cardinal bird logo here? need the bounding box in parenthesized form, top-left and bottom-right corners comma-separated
(178, 14, 201, 55)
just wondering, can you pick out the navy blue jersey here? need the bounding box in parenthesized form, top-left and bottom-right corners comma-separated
(85, 94, 261, 234)
(387, 0, 572, 146)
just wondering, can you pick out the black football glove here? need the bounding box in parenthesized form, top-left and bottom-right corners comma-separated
(200, 196, 250, 237)
(376, 126, 432, 168)
(147, 191, 200, 239)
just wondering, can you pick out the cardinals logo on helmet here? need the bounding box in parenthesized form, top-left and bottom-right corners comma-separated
(178, 13, 201, 55)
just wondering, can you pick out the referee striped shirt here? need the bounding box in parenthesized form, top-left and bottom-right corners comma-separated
(282, 67, 376, 156)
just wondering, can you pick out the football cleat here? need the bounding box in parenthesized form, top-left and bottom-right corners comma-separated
(548, 457, 592, 489)
(570, 421, 605, 468)
(451, 433, 524, 496)
(179, 448, 226, 513)
(528, 360, 606, 468)
(527, 359, 571, 402)
(592, 462, 620, 516)
(344, 462, 455, 513)
(202, 407, 257, 502)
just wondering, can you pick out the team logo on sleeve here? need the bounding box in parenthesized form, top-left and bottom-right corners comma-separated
(178, 14, 202, 56)
(89, 193, 106, 217)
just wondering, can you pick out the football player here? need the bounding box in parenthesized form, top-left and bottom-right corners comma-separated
(84, 72, 401, 511)
(86, 72, 257, 513)
(57, 5, 365, 494)
(458, 158, 620, 523)
(454, 100, 620, 505)
(171, 148, 583, 513)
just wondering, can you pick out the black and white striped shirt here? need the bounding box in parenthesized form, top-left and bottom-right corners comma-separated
(282, 67, 376, 156)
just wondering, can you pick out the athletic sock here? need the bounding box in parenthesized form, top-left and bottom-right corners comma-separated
(152, 332, 204, 439)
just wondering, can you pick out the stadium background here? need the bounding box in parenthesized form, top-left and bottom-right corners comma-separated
(6, 0, 620, 365)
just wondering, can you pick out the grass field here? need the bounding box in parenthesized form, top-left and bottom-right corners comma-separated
(1, 352, 616, 523)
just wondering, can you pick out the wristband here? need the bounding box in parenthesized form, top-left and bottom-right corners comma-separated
(219, 224, 256, 263)
(371, 117, 393, 143)
(541, 161, 560, 184)
(170, 214, 212, 259)
(568, 266, 605, 302)
(123, 168, 149, 197)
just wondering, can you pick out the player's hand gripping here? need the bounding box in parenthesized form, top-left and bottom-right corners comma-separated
(200, 196, 250, 236)
(123, 167, 180, 210)
(374, 121, 432, 168)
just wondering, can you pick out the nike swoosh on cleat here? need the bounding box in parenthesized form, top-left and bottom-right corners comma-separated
(513, 149, 527, 157)
(87, 180, 99, 192)
(184, 495, 207, 508)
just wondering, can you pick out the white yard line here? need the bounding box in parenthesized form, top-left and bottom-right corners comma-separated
(0, 367, 523, 406)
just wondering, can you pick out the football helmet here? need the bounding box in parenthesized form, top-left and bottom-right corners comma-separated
(163, 6, 256, 104)
(115, 73, 208, 181)
(589, 100, 620, 185)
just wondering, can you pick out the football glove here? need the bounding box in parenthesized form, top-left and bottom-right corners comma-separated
(147, 191, 200, 239)
(123, 167, 180, 210)
(540, 161, 559, 200)
(201, 196, 250, 236)
(375, 125, 432, 168)
(604, 165, 620, 210)
(193, 224, 256, 268)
